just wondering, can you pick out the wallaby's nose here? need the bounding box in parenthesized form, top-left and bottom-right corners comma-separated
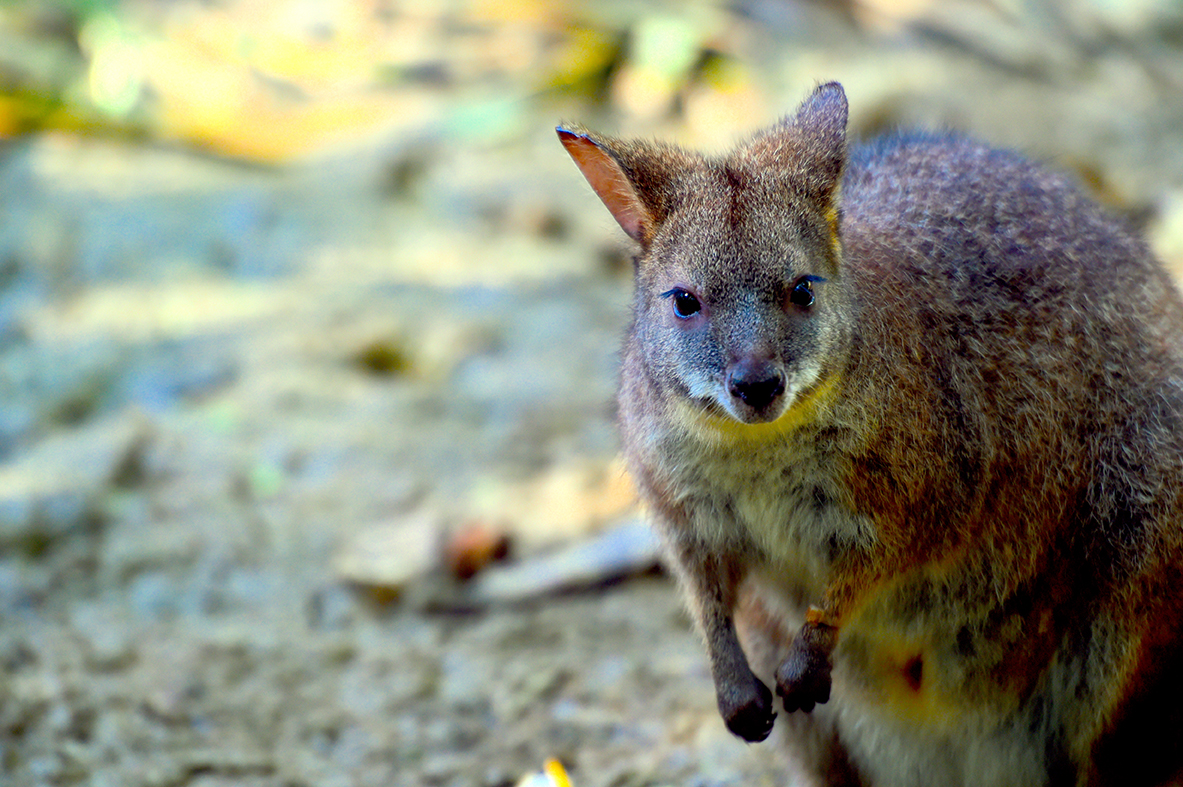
(727, 360, 785, 413)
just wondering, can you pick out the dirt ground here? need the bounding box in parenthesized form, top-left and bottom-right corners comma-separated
(3, 1, 1183, 786)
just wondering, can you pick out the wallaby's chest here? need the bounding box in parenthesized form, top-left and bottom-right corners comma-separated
(664, 433, 869, 570)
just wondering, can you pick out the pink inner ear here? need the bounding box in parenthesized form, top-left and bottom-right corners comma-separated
(558, 130, 650, 242)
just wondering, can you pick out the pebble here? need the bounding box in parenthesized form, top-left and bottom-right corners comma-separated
(70, 602, 137, 671)
(444, 520, 511, 580)
(467, 458, 638, 552)
(332, 511, 443, 598)
(0, 415, 148, 552)
(462, 519, 661, 606)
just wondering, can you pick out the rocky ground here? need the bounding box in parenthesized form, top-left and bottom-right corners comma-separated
(2, 1, 1183, 786)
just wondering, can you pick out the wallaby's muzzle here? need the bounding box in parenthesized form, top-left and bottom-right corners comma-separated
(726, 358, 786, 418)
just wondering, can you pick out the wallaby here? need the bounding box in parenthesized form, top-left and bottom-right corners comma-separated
(558, 82, 1183, 786)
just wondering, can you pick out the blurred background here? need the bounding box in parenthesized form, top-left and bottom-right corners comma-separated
(1, 1, 1182, 785)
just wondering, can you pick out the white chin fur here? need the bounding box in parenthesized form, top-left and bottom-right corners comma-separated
(722, 395, 790, 424)
(708, 363, 822, 424)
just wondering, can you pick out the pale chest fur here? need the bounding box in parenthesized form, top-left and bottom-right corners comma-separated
(656, 424, 873, 578)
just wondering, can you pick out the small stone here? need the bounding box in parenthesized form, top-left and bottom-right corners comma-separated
(70, 602, 137, 671)
(468, 456, 638, 552)
(333, 511, 443, 599)
(444, 520, 511, 580)
(461, 518, 661, 606)
(353, 339, 412, 376)
(0, 415, 150, 552)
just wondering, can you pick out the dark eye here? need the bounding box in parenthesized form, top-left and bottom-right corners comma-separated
(789, 276, 822, 308)
(661, 288, 702, 319)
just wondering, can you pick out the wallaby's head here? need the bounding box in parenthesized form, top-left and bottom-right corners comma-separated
(559, 82, 853, 434)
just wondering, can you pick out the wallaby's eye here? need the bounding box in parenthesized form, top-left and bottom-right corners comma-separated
(661, 288, 702, 319)
(788, 275, 825, 309)
(789, 280, 814, 308)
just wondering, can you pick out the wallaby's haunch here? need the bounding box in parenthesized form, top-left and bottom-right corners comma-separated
(559, 83, 1183, 786)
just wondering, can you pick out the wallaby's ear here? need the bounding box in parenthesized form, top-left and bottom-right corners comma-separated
(558, 126, 697, 246)
(557, 127, 653, 243)
(791, 82, 848, 193)
(750, 82, 848, 205)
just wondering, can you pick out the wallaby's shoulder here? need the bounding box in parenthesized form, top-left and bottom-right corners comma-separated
(843, 131, 1134, 246)
(841, 128, 1177, 318)
(845, 130, 1051, 186)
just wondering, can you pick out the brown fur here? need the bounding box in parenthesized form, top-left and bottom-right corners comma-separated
(559, 82, 1183, 786)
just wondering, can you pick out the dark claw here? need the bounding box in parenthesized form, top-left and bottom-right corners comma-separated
(776, 663, 830, 713)
(775, 621, 836, 714)
(718, 673, 777, 742)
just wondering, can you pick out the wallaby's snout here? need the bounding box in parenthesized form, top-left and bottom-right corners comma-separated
(726, 357, 786, 417)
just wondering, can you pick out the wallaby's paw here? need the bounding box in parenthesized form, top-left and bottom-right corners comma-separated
(775, 621, 837, 713)
(718, 673, 776, 742)
(775, 654, 831, 712)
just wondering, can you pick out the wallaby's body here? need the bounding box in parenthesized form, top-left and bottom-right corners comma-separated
(559, 83, 1183, 786)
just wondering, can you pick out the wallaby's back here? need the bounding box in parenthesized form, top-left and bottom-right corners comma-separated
(818, 131, 1183, 786)
(841, 131, 1183, 572)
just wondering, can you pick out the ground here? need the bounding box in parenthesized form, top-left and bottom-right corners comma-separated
(2, 1, 1183, 786)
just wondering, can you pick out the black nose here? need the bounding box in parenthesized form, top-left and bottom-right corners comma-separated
(727, 361, 785, 412)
